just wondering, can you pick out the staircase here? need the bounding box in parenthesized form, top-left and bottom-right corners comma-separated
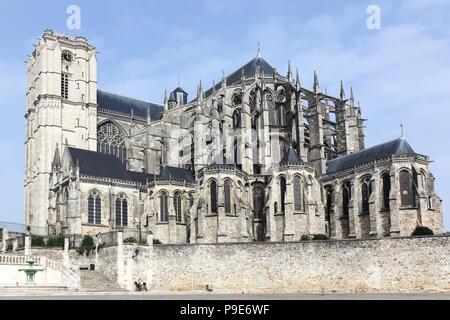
(79, 270, 126, 292)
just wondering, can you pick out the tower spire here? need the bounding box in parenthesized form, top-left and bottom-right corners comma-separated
(313, 70, 320, 95)
(296, 67, 301, 91)
(257, 41, 261, 58)
(340, 80, 345, 100)
(350, 86, 355, 105)
(287, 60, 292, 83)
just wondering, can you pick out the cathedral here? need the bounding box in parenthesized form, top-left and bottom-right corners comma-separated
(24, 30, 444, 244)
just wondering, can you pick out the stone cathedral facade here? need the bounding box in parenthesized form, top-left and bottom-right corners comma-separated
(24, 30, 444, 244)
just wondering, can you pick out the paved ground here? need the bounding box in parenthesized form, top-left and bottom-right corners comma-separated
(1, 291, 449, 300)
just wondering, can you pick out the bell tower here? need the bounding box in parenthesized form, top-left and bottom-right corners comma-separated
(24, 29, 97, 233)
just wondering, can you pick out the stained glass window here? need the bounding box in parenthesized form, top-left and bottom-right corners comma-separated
(97, 122, 127, 163)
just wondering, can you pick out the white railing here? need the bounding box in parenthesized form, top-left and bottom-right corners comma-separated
(0, 254, 80, 289)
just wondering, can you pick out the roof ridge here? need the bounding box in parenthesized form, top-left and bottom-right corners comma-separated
(97, 89, 163, 107)
(327, 138, 403, 163)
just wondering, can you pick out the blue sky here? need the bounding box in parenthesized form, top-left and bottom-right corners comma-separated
(0, 0, 449, 230)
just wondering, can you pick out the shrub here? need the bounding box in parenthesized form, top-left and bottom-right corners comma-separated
(411, 226, 434, 236)
(123, 237, 137, 243)
(46, 234, 64, 247)
(300, 234, 311, 241)
(312, 234, 329, 241)
(31, 235, 45, 247)
(153, 239, 162, 244)
(78, 235, 95, 256)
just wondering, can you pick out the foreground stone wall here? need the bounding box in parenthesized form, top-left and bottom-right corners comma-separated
(140, 236, 450, 293)
(23, 236, 450, 293)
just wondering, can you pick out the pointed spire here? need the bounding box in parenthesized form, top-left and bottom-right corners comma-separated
(296, 68, 301, 91)
(197, 79, 203, 101)
(400, 123, 404, 138)
(222, 70, 227, 89)
(257, 41, 261, 58)
(350, 86, 354, 105)
(313, 70, 320, 95)
(287, 60, 292, 83)
(340, 80, 345, 100)
(212, 80, 216, 95)
(163, 89, 168, 110)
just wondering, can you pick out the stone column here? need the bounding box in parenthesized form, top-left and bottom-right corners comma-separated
(63, 236, 70, 267)
(240, 204, 249, 241)
(24, 232, 31, 256)
(168, 192, 177, 244)
(283, 176, 295, 241)
(262, 94, 272, 172)
(12, 237, 18, 252)
(168, 214, 177, 244)
(1, 227, 8, 252)
(217, 183, 227, 242)
(369, 174, 380, 237)
(348, 180, 357, 238)
(307, 98, 326, 176)
(330, 184, 341, 239)
(242, 92, 254, 173)
(196, 200, 206, 242)
(389, 169, 401, 237)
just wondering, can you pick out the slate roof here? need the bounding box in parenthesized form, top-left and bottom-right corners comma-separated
(280, 147, 304, 165)
(168, 91, 177, 102)
(192, 56, 278, 102)
(67, 147, 195, 184)
(326, 138, 417, 174)
(97, 90, 164, 119)
(159, 165, 195, 182)
(68, 147, 154, 184)
(173, 87, 188, 94)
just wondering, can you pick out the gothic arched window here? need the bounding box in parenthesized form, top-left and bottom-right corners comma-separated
(174, 191, 182, 222)
(224, 180, 232, 214)
(210, 180, 218, 214)
(342, 181, 351, 217)
(115, 194, 128, 227)
(97, 121, 127, 163)
(293, 175, 303, 211)
(361, 176, 372, 214)
(232, 94, 242, 107)
(88, 190, 102, 224)
(253, 187, 265, 219)
(279, 176, 287, 213)
(381, 173, 391, 210)
(400, 170, 415, 207)
(159, 191, 169, 222)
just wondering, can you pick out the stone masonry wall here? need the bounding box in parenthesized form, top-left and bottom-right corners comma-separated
(27, 236, 450, 293)
(140, 236, 450, 293)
